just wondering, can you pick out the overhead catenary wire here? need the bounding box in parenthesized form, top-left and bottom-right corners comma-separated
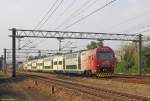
(27, 0, 91, 48)
(25, 0, 66, 49)
(29, 0, 100, 49)
(105, 10, 150, 31)
(24, 0, 118, 50)
(20, 0, 59, 48)
(61, 0, 118, 30)
(20, 0, 59, 49)
(49, 0, 77, 28)
(120, 24, 150, 34)
(34, 0, 60, 30)
(37, 0, 65, 29)
(135, 29, 150, 34)
(59, 0, 118, 52)
(21, 0, 65, 49)
(54, 0, 95, 30)
(55, 0, 101, 50)
(51, 0, 99, 50)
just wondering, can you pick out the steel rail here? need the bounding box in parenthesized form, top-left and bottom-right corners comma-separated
(18, 72, 149, 101)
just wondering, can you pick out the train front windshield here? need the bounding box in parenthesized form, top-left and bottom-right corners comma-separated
(97, 52, 113, 60)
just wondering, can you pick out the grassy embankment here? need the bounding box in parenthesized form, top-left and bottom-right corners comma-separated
(0, 71, 10, 78)
(114, 61, 150, 75)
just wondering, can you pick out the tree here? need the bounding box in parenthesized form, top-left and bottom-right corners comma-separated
(28, 56, 35, 61)
(115, 42, 139, 74)
(86, 40, 103, 50)
(123, 48, 135, 69)
(143, 45, 150, 68)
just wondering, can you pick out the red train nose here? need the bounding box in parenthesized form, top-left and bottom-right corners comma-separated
(101, 60, 111, 66)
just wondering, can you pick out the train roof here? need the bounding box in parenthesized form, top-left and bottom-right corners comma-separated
(96, 46, 113, 52)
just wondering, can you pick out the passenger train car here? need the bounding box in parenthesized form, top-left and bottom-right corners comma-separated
(22, 46, 116, 76)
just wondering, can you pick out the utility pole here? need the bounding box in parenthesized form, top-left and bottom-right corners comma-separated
(38, 50, 41, 57)
(18, 38, 21, 50)
(0, 55, 3, 71)
(58, 38, 63, 51)
(138, 34, 142, 75)
(4, 48, 7, 74)
(12, 28, 16, 77)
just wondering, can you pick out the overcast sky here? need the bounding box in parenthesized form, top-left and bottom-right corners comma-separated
(0, 0, 150, 56)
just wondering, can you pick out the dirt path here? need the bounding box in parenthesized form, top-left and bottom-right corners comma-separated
(1, 71, 150, 101)
(25, 72, 150, 98)
(0, 75, 56, 101)
(0, 73, 95, 101)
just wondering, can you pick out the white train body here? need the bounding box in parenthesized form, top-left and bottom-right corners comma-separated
(36, 59, 44, 71)
(43, 57, 53, 71)
(24, 53, 83, 73)
(53, 55, 64, 71)
(22, 62, 28, 70)
(64, 52, 81, 73)
(31, 60, 37, 70)
(27, 61, 32, 70)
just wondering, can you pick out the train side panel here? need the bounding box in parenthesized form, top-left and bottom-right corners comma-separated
(22, 62, 28, 70)
(31, 60, 37, 71)
(53, 55, 64, 71)
(64, 52, 82, 73)
(43, 57, 53, 71)
(37, 59, 44, 71)
(27, 61, 32, 71)
(81, 50, 95, 74)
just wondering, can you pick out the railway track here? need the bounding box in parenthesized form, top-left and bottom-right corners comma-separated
(16, 70, 150, 85)
(17, 72, 150, 101)
(107, 74, 150, 85)
(57, 73, 150, 85)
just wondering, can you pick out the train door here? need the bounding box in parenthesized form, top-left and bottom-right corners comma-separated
(57, 55, 64, 71)
(53, 58, 58, 70)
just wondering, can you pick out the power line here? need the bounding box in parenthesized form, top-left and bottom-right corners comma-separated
(23, 0, 117, 50)
(69, 0, 100, 21)
(20, 0, 59, 49)
(34, 0, 59, 30)
(54, 0, 99, 50)
(106, 10, 150, 31)
(54, 0, 93, 30)
(122, 24, 150, 34)
(62, 0, 118, 30)
(27, 0, 90, 48)
(135, 29, 150, 34)
(38, 0, 65, 29)
(21, 0, 65, 49)
(30, 0, 98, 49)
(49, 0, 77, 28)
(118, 19, 150, 33)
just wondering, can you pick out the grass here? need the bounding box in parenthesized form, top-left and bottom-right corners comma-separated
(0, 71, 10, 78)
(114, 61, 150, 75)
(142, 67, 150, 74)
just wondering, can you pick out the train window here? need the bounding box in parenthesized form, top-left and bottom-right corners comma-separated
(59, 61, 62, 65)
(97, 52, 113, 60)
(54, 61, 57, 65)
(28, 64, 31, 66)
(37, 63, 42, 66)
(66, 53, 77, 59)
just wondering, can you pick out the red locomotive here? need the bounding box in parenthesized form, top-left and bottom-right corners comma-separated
(81, 46, 116, 76)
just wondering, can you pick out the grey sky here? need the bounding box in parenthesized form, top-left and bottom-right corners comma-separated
(0, 0, 150, 56)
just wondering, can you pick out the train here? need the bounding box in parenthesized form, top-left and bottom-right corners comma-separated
(22, 46, 116, 76)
